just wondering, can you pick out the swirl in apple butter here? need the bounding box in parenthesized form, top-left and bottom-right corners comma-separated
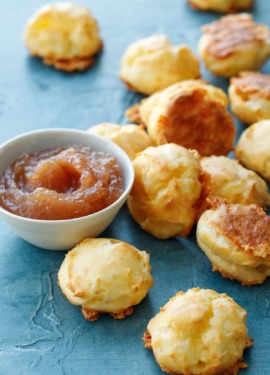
(0, 145, 124, 220)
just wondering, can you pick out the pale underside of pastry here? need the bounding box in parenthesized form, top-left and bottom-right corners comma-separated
(235, 120, 270, 182)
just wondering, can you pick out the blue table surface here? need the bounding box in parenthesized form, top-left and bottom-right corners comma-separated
(0, 1, 270, 374)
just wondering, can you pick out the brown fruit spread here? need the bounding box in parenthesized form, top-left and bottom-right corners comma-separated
(0, 145, 124, 220)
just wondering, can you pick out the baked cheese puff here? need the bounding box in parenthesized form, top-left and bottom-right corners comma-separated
(58, 238, 153, 321)
(136, 80, 236, 156)
(143, 288, 252, 375)
(24, 2, 102, 72)
(120, 34, 200, 95)
(127, 144, 203, 239)
(87, 123, 152, 160)
(200, 156, 269, 209)
(188, 0, 254, 13)
(197, 203, 270, 285)
(198, 14, 270, 77)
(235, 120, 270, 182)
(229, 72, 270, 124)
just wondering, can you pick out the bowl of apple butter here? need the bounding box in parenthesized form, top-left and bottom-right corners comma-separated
(0, 128, 134, 250)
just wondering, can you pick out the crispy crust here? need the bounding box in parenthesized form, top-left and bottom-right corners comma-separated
(161, 88, 235, 156)
(143, 330, 152, 349)
(188, 0, 254, 13)
(41, 41, 102, 72)
(231, 71, 270, 100)
(203, 14, 269, 58)
(82, 306, 134, 321)
(212, 203, 270, 258)
(43, 55, 96, 72)
(82, 307, 100, 321)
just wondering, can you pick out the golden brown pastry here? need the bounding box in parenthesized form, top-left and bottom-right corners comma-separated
(120, 34, 200, 95)
(235, 120, 270, 181)
(24, 2, 102, 72)
(229, 72, 270, 124)
(200, 155, 269, 209)
(144, 288, 252, 375)
(198, 14, 270, 77)
(188, 0, 254, 13)
(87, 123, 152, 160)
(128, 80, 236, 156)
(127, 143, 203, 239)
(58, 238, 153, 320)
(197, 202, 270, 285)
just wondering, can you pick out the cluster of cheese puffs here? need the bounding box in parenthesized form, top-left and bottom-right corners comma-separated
(23, 1, 270, 374)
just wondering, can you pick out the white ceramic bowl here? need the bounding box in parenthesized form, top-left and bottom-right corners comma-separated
(0, 128, 134, 250)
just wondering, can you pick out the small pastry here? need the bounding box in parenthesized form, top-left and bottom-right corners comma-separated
(235, 120, 270, 182)
(197, 202, 270, 285)
(144, 288, 252, 375)
(200, 155, 269, 209)
(58, 238, 153, 320)
(127, 80, 235, 156)
(188, 0, 254, 13)
(198, 14, 270, 77)
(120, 34, 200, 95)
(229, 71, 270, 124)
(127, 143, 203, 239)
(87, 123, 152, 160)
(24, 2, 102, 72)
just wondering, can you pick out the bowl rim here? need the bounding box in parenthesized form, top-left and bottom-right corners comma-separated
(0, 127, 134, 224)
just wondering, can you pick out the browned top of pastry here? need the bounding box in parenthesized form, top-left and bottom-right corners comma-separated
(43, 55, 97, 72)
(203, 14, 269, 58)
(189, 0, 254, 13)
(231, 72, 270, 99)
(162, 88, 235, 156)
(212, 203, 270, 257)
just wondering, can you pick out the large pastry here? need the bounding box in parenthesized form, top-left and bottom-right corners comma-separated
(24, 2, 102, 71)
(197, 202, 270, 285)
(120, 34, 200, 95)
(200, 155, 269, 209)
(127, 143, 204, 239)
(235, 120, 270, 182)
(127, 80, 235, 156)
(58, 238, 153, 320)
(144, 288, 252, 375)
(229, 72, 270, 124)
(198, 14, 270, 77)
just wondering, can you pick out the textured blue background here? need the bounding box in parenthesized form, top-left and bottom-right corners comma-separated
(0, 1, 270, 374)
